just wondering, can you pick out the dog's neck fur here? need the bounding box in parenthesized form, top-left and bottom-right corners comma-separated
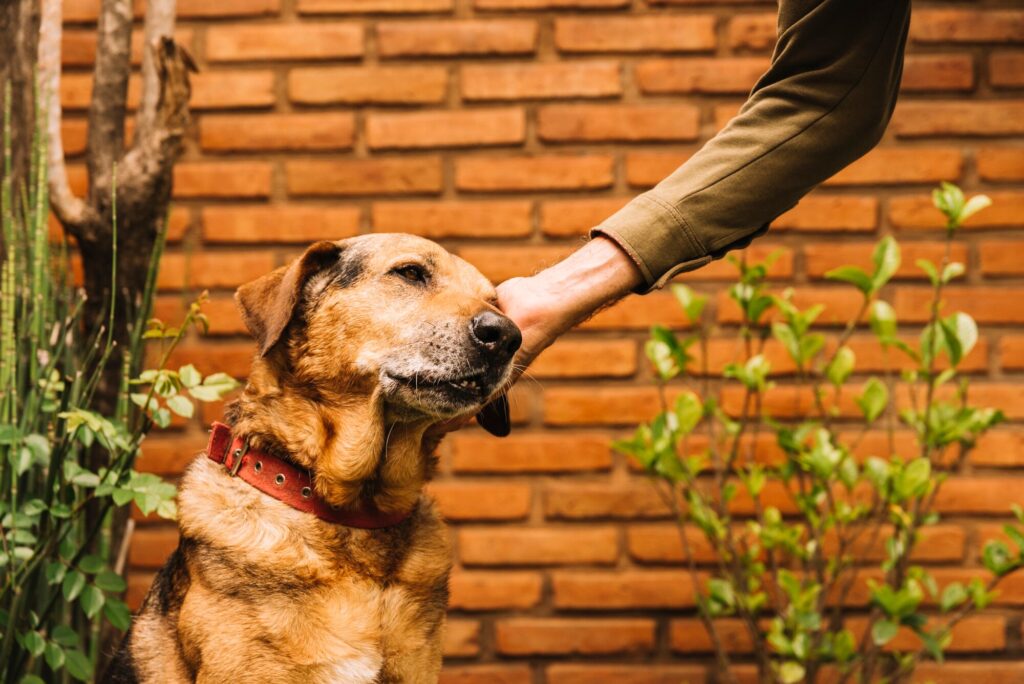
(226, 356, 434, 515)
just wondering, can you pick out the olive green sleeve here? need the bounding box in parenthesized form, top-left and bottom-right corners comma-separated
(592, 0, 912, 292)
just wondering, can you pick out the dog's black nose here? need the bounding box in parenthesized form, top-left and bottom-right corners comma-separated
(470, 311, 522, 358)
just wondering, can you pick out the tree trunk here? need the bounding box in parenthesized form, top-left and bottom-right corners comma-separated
(0, 0, 41, 207)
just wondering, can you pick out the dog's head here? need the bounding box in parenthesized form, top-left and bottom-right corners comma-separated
(235, 234, 520, 429)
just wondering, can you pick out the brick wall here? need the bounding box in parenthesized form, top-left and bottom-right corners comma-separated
(59, 0, 1024, 681)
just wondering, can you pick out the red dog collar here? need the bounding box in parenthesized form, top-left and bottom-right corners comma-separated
(205, 422, 411, 529)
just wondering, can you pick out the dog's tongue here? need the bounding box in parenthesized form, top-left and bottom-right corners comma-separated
(475, 393, 511, 437)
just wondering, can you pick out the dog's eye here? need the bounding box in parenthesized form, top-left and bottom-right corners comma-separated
(392, 264, 428, 284)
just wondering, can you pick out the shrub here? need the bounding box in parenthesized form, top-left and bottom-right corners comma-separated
(615, 184, 1023, 683)
(0, 88, 237, 682)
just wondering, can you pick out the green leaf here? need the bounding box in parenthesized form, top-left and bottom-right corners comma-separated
(872, 619, 899, 646)
(825, 265, 873, 295)
(871, 236, 901, 291)
(21, 630, 45, 657)
(166, 394, 195, 419)
(62, 570, 86, 602)
(982, 540, 1015, 576)
(674, 392, 703, 435)
(20, 675, 45, 684)
(771, 322, 800, 364)
(670, 283, 707, 323)
(1004, 524, 1024, 553)
(78, 554, 103, 574)
(95, 570, 127, 593)
(870, 300, 898, 344)
(826, 346, 855, 387)
(940, 582, 967, 612)
(8, 447, 32, 476)
(44, 642, 65, 670)
(778, 661, 805, 684)
(178, 363, 201, 388)
(104, 597, 132, 631)
(64, 650, 93, 682)
(916, 258, 940, 286)
(45, 562, 66, 586)
(933, 181, 965, 222)
(946, 312, 977, 362)
(958, 193, 992, 225)
(941, 261, 965, 284)
(895, 458, 931, 500)
(855, 377, 889, 423)
(51, 625, 79, 647)
(80, 584, 105, 618)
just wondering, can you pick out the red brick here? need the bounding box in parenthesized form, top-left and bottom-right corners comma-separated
(448, 571, 542, 611)
(443, 619, 480, 657)
(202, 205, 360, 244)
(553, 570, 701, 609)
(545, 482, 670, 520)
(892, 101, 1024, 137)
(554, 16, 716, 54)
(130, 527, 177, 569)
(371, 201, 532, 238)
(805, 241, 967, 280)
(532, 338, 637, 379)
(694, 244, 793, 281)
(890, 191, 1024, 229)
(289, 66, 447, 104)
(935, 478, 1024, 514)
(914, 663, 1024, 684)
(455, 155, 613, 192)
(126, 572, 154, 611)
(911, 10, 1024, 44)
(458, 527, 618, 566)
(895, 286, 1024, 324)
(287, 158, 443, 196)
(200, 113, 355, 151)
(298, 0, 451, 13)
(717, 286, 863, 325)
(174, 162, 273, 199)
(153, 296, 246, 336)
(378, 20, 537, 57)
(62, 28, 193, 66)
(728, 13, 775, 51)
(178, 0, 280, 16)
(428, 482, 531, 521)
(582, 291, 690, 330)
(825, 147, 963, 185)
(974, 429, 1024, 467)
(540, 197, 630, 237)
(205, 23, 363, 62)
(1001, 337, 1024, 370)
(628, 525, 718, 565)
(449, 432, 613, 474)
(192, 71, 277, 109)
(902, 54, 975, 92)
(773, 196, 878, 232)
(991, 51, 1024, 88)
(669, 619, 752, 654)
(135, 433, 205, 476)
(495, 618, 654, 655)
(538, 104, 699, 142)
(157, 251, 275, 291)
(624, 150, 693, 188)
(462, 62, 621, 101)
(544, 387, 662, 427)
(546, 665, 708, 684)
(978, 147, 1024, 181)
(440, 665, 532, 684)
(981, 240, 1024, 276)
(367, 109, 524, 150)
(160, 341, 255, 379)
(636, 57, 768, 94)
(475, 0, 625, 9)
(456, 245, 570, 283)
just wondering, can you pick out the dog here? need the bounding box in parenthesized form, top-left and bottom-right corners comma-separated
(104, 234, 521, 683)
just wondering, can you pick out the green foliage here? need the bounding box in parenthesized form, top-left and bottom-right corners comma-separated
(617, 185, 1020, 683)
(0, 88, 238, 682)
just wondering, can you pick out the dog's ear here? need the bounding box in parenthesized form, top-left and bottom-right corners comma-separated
(475, 393, 511, 437)
(235, 240, 342, 356)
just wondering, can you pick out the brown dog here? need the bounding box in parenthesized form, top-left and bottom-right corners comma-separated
(104, 234, 520, 683)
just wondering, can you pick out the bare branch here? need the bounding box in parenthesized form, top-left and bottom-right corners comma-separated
(38, 0, 93, 231)
(135, 0, 177, 141)
(85, 0, 131, 206)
